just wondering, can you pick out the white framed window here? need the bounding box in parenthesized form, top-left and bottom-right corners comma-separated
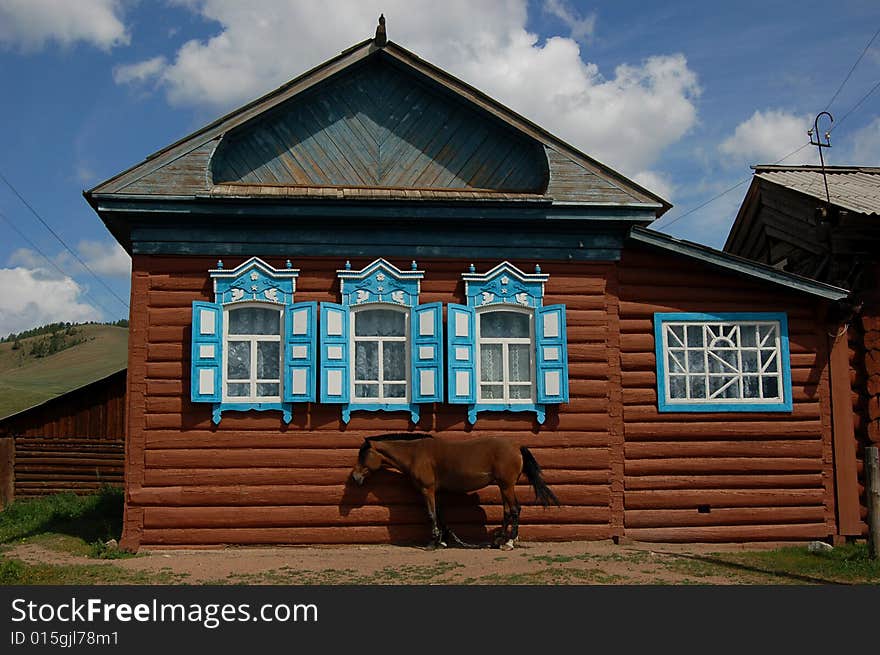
(476, 308, 535, 403)
(223, 304, 283, 402)
(351, 306, 410, 402)
(655, 312, 792, 412)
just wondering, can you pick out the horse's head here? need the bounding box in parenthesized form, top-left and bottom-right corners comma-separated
(351, 439, 383, 485)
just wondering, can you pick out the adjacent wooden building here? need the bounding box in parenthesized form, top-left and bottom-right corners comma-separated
(0, 369, 126, 503)
(85, 30, 854, 550)
(725, 165, 880, 538)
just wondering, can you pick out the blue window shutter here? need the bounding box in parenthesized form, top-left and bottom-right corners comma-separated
(536, 304, 569, 404)
(191, 301, 223, 403)
(411, 302, 443, 403)
(447, 303, 476, 404)
(320, 302, 350, 403)
(284, 301, 317, 403)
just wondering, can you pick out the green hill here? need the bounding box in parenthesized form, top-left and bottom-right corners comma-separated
(0, 324, 128, 419)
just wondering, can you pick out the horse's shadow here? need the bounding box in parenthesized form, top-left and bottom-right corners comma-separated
(339, 470, 491, 547)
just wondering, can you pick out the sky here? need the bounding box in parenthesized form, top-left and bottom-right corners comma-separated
(0, 0, 879, 336)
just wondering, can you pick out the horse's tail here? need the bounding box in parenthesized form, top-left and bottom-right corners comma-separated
(520, 446, 560, 507)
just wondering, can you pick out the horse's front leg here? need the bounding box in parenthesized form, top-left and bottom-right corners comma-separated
(421, 487, 444, 549)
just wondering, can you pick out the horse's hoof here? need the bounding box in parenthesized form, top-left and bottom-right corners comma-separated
(499, 539, 515, 551)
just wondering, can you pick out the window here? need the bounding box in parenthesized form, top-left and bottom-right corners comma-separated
(353, 307, 409, 401)
(224, 305, 282, 401)
(190, 257, 316, 424)
(320, 258, 442, 424)
(477, 309, 533, 402)
(654, 312, 792, 412)
(449, 262, 568, 425)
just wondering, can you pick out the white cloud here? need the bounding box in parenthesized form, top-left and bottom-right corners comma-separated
(78, 240, 131, 277)
(0, 0, 129, 51)
(0, 267, 101, 337)
(846, 116, 880, 165)
(113, 55, 167, 85)
(119, 0, 700, 177)
(719, 109, 818, 166)
(633, 170, 675, 202)
(543, 0, 596, 42)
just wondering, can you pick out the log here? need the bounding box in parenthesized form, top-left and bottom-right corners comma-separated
(142, 504, 611, 529)
(624, 523, 828, 542)
(625, 505, 826, 528)
(625, 488, 825, 510)
(624, 473, 823, 490)
(625, 440, 823, 459)
(129, 483, 611, 507)
(625, 457, 823, 475)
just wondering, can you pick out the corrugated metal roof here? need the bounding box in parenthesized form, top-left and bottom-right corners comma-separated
(755, 166, 880, 216)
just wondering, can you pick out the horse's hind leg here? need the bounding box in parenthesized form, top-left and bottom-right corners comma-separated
(499, 483, 520, 550)
(420, 487, 445, 549)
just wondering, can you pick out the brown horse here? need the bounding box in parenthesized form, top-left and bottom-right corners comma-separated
(350, 433, 559, 549)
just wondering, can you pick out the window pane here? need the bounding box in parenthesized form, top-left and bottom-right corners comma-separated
(688, 375, 706, 398)
(227, 341, 250, 379)
(480, 311, 529, 338)
(742, 375, 761, 398)
(686, 325, 704, 348)
(758, 324, 777, 347)
(227, 382, 250, 397)
(355, 309, 406, 336)
(741, 350, 759, 373)
(708, 349, 737, 373)
(709, 375, 739, 399)
(257, 341, 279, 380)
(480, 343, 503, 382)
(256, 383, 279, 397)
(355, 342, 379, 381)
(355, 383, 378, 398)
(762, 376, 779, 399)
(481, 384, 503, 399)
(509, 384, 531, 400)
(667, 350, 686, 374)
(669, 375, 687, 399)
(687, 350, 705, 373)
(761, 350, 778, 373)
(667, 325, 685, 347)
(383, 341, 406, 381)
(228, 307, 280, 335)
(741, 325, 758, 347)
(508, 344, 531, 382)
(384, 384, 406, 398)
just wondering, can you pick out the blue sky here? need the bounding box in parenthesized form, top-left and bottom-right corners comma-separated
(1, 0, 879, 336)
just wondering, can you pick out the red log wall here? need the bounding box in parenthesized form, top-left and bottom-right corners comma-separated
(121, 249, 837, 548)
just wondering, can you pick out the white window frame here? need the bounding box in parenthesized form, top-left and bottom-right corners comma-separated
(222, 302, 283, 403)
(349, 304, 410, 404)
(475, 306, 536, 404)
(655, 312, 793, 413)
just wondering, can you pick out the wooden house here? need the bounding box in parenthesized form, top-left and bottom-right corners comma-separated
(0, 369, 126, 504)
(85, 29, 854, 550)
(725, 165, 880, 538)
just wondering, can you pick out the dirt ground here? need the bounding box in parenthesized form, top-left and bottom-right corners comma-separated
(6, 539, 818, 585)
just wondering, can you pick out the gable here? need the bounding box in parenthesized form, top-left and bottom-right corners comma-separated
(211, 58, 547, 191)
(89, 41, 667, 214)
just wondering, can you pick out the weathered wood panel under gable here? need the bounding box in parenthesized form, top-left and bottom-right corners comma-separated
(209, 59, 548, 191)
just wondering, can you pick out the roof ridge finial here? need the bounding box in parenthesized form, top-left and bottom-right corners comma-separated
(374, 14, 387, 47)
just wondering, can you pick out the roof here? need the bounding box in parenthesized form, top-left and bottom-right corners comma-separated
(753, 165, 880, 216)
(86, 36, 670, 219)
(629, 226, 850, 301)
(0, 368, 127, 426)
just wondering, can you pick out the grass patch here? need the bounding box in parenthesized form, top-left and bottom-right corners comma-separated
(0, 556, 186, 586)
(0, 486, 124, 547)
(712, 543, 880, 584)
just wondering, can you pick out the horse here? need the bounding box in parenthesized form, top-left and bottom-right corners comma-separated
(350, 433, 559, 550)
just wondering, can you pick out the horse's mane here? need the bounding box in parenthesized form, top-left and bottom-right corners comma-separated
(358, 432, 433, 463)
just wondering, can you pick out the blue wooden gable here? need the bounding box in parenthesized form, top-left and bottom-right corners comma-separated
(210, 58, 548, 193)
(210, 257, 299, 305)
(462, 261, 549, 309)
(337, 258, 423, 308)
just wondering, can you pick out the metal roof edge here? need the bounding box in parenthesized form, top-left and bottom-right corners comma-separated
(628, 226, 850, 301)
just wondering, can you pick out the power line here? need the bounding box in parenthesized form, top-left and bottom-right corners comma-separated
(651, 142, 811, 231)
(830, 77, 880, 134)
(0, 170, 129, 310)
(824, 26, 880, 111)
(0, 208, 123, 319)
